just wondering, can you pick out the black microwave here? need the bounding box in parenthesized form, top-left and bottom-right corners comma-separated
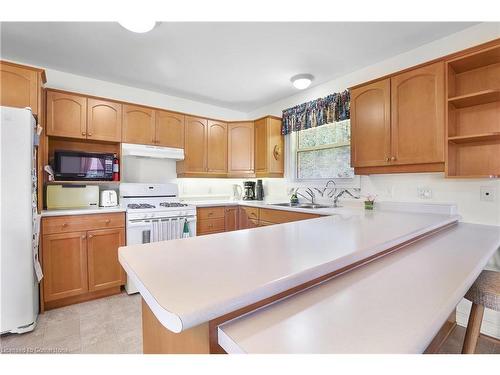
(54, 151, 114, 181)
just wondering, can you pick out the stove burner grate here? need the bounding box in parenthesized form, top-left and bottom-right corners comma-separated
(159, 202, 188, 207)
(127, 203, 156, 209)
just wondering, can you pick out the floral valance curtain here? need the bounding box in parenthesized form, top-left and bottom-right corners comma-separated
(281, 90, 350, 135)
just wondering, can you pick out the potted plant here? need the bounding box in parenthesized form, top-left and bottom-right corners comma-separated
(364, 194, 377, 210)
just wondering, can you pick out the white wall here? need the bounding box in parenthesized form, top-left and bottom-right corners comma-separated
(3, 59, 249, 121)
(43, 68, 250, 120)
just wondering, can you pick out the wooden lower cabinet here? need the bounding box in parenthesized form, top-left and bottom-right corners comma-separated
(42, 231, 88, 302)
(197, 205, 321, 234)
(87, 228, 125, 291)
(41, 213, 125, 309)
(224, 207, 239, 232)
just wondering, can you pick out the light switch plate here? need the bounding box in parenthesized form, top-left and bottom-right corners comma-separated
(417, 187, 432, 199)
(480, 186, 496, 202)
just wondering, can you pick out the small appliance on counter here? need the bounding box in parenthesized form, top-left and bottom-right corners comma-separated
(46, 184, 99, 209)
(232, 184, 243, 200)
(99, 190, 118, 207)
(255, 179, 264, 201)
(243, 181, 256, 200)
(53, 150, 114, 181)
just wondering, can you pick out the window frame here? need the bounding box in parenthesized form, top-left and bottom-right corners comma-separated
(285, 120, 360, 188)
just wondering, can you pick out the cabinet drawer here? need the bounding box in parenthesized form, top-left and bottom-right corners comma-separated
(42, 213, 125, 235)
(240, 206, 259, 220)
(197, 218, 225, 234)
(259, 208, 320, 224)
(197, 207, 225, 220)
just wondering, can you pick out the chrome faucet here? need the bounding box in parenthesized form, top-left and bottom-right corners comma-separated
(296, 187, 316, 205)
(331, 188, 360, 208)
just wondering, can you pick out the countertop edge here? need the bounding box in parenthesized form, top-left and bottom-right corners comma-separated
(122, 214, 460, 333)
(217, 223, 500, 354)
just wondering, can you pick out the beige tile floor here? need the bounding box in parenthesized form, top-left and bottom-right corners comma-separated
(0, 292, 142, 354)
(1, 292, 499, 354)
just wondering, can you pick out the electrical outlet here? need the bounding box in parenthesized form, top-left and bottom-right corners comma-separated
(480, 186, 496, 202)
(417, 187, 432, 199)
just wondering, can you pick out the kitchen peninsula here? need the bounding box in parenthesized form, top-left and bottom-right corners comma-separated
(118, 202, 500, 354)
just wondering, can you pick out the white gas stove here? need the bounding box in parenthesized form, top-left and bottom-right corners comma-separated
(120, 183, 197, 294)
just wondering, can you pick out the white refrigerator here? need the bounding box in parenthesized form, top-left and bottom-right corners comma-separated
(0, 106, 42, 334)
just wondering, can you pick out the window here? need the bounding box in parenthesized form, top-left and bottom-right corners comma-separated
(293, 120, 354, 180)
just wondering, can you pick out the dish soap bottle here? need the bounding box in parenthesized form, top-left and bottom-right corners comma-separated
(182, 219, 190, 238)
(290, 191, 299, 205)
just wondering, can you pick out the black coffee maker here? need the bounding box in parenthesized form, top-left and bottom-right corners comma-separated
(242, 181, 256, 200)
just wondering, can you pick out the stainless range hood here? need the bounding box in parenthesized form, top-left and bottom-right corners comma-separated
(121, 143, 185, 160)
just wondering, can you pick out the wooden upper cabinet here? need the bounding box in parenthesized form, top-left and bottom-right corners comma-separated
(255, 117, 284, 177)
(0, 61, 43, 115)
(391, 61, 445, 165)
(46, 91, 87, 139)
(122, 104, 155, 145)
(207, 120, 227, 174)
(42, 231, 88, 302)
(87, 228, 125, 292)
(155, 110, 185, 148)
(87, 98, 122, 142)
(183, 116, 208, 173)
(1, 62, 37, 111)
(351, 78, 391, 168)
(228, 122, 255, 177)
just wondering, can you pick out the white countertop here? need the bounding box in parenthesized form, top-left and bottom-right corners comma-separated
(184, 198, 458, 217)
(41, 206, 126, 217)
(119, 208, 459, 333)
(217, 222, 500, 353)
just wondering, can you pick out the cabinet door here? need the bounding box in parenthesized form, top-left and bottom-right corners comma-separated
(224, 207, 239, 232)
(267, 118, 284, 175)
(46, 91, 87, 139)
(350, 79, 391, 167)
(42, 232, 88, 302)
(0, 62, 39, 114)
(122, 104, 155, 145)
(155, 110, 184, 148)
(87, 228, 125, 291)
(254, 118, 268, 173)
(391, 62, 445, 165)
(255, 117, 285, 175)
(87, 98, 122, 142)
(207, 120, 227, 174)
(238, 207, 259, 229)
(184, 116, 208, 173)
(228, 122, 254, 177)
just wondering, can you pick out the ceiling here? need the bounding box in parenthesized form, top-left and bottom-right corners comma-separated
(0, 22, 477, 112)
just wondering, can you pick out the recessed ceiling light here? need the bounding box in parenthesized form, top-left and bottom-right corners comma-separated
(291, 74, 314, 90)
(118, 21, 156, 34)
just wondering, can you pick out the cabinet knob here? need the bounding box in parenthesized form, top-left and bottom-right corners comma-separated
(88, 234, 93, 238)
(87, 132, 92, 137)
(208, 212, 213, 216)
(105, 219, 111, 224)
(82, 131, 86, 136)
(386, 157, 390, 162)
(62, 223, 68, 227)
(273, 144, 281, 160)
(81, 235, 86, 239)
(391, 156, 397, 161)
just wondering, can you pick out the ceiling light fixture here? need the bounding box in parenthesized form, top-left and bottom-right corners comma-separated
(291, 74, 314, 90)
(118, 21, 156, 34)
